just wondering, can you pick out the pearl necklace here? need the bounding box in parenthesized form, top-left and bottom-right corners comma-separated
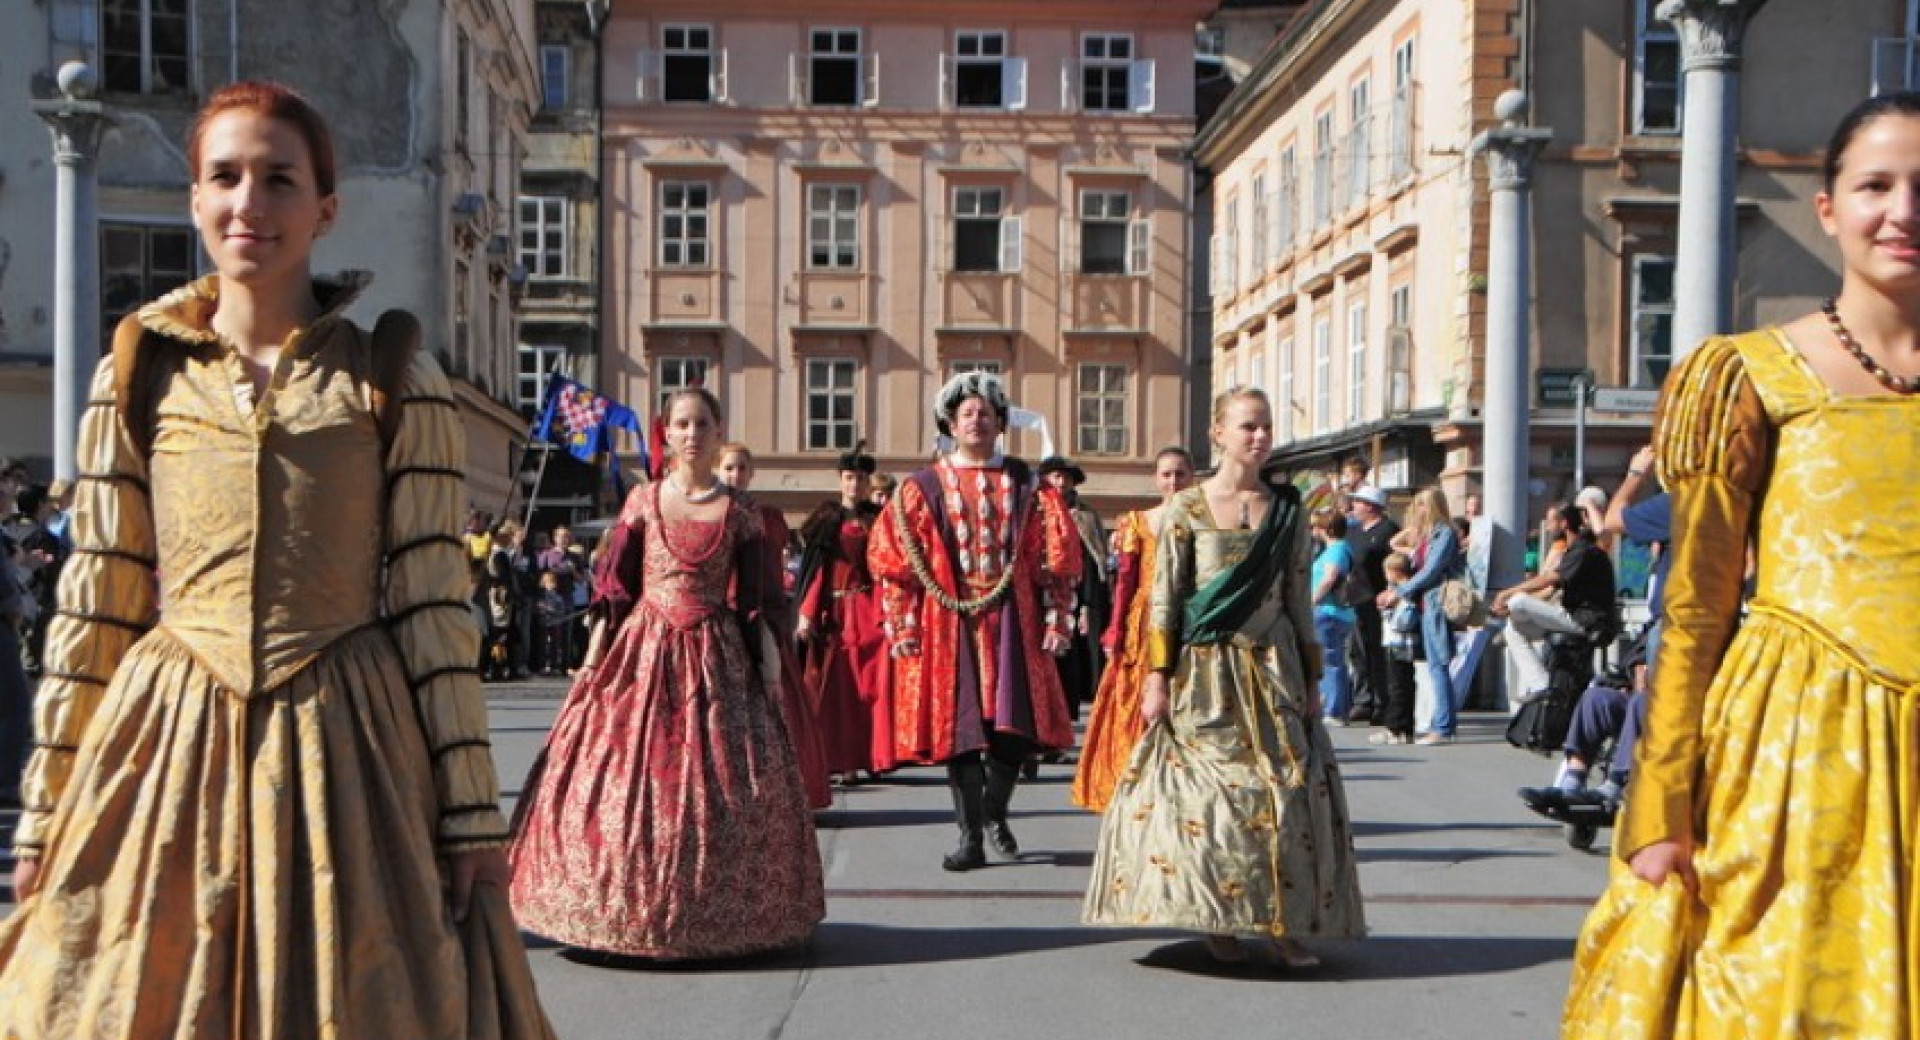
(1822, 298, 1920, 394)
(671, 473, 726, 503)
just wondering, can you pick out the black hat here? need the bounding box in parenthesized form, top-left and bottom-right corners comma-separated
(837, 439, 876, 475)
(1038, 456, 1086, 486)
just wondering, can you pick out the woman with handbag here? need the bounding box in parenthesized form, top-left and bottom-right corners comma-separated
(1376, 486, 1463, 745)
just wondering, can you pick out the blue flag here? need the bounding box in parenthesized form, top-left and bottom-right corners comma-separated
(534, 375, 644, 465)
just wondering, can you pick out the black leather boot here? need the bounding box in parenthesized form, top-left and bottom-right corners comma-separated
(943, 759, 987, 872)
(982, 757, 1021, 861)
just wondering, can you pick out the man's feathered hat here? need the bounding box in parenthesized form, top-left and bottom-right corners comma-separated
(838, 438, 877, 475)
(932, 370, 1012, 438)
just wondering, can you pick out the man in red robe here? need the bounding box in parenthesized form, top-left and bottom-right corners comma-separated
(796, 445, 895, 780)
(868, 373, 1079, 871)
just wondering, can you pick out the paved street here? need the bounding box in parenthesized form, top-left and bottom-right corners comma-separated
(1, 679, 1613, 1038)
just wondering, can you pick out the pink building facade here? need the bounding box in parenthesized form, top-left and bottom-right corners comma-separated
(601, 0, 1215, 516)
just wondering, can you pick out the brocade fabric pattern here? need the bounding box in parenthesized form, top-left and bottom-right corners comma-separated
(1072, 509, 1157, 812)
(1565, 331, 1920, 1040)
(1083, 488, 1366, 941)
(508, 483, 825, 958)
(0, 275, 553, 1039)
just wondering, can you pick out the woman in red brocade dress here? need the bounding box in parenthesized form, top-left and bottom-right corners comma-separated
(508, 391, 824, 959)
(796, 447, 896, 779)
(720, 442, 832, 809)
(868, 372, 1080, 872)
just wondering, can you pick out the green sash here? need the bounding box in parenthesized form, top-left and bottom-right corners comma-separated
(1182, 481, 1302, 646)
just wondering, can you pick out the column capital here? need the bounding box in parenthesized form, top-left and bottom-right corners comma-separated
(1657, 0, 1772, 72)
(34, 100, 112, 166)
(1470, 126, 1553, 192)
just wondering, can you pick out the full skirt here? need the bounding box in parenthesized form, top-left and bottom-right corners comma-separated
(1564, 606, 1920, 1039)
(507, 602, 825, 958)
(1083, 642, 1366, 940)
(0, 625, 553, 1040)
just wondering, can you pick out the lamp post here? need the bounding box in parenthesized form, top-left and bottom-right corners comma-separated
(1470, 90, 1552, 593)
(33, 62, 113, 482)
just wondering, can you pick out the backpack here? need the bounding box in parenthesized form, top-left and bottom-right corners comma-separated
(109, 309, 421, 459)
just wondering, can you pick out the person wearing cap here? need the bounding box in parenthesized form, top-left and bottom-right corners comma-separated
(868, 372, 1080, 871)
(795, 443, 896, 781)
(1342, 484, 1399, 726)
(1039, 456, 1109, 724)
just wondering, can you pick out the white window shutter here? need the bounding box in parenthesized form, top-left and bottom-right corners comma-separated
(1000, 215, 1023, 273)
(1128, 219, 1150, 276)
(1268, 184, 1284, 262)
(636, 48, 658, 101)
(1060, 62, 1072, 111)
(1062, 210, 1076, 274)
(938, 53, 950, 110)
(713, 48, 730, 103)
(864, 52, 881, 108)
(1130, 59, 1156, 113)
(1005, 57, 1028, 110)
(789, 53, 803, 106)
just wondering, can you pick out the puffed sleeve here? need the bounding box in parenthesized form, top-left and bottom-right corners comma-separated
(1146, 502, 1194, 673)
(868, 480, 927, 644)
(382, 350, 509, 851)
(1616, 337, 1772, 861)
(1034, 484, 1082, 641)
(15, 358, 158, 857)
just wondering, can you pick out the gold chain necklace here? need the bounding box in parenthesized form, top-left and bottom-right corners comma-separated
(890, 472, 1023, 616)
(1823, 298, 1920, 394)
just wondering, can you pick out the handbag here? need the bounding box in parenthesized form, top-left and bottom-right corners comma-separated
(1439, 576, 1486, 627)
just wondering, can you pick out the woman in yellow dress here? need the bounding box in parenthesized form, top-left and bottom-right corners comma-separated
(1071, 446, 1194, 812)
(1083, 388, 1364, 967)
(0, 82, 552, 1038)
(1564, 91, 1920, 1039)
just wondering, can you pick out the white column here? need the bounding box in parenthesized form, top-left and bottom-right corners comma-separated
(1659, 0, 1772, 360)
(33, 63, 113, 482)
(1470, 92, 1551, 593)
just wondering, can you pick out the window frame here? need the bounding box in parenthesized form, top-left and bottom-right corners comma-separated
(1632, 0, 1683, 135)
(656, 355, 714, 416)
(803, 357, 861, 451)
(809, 26, 864, 107)
(1249, 173, 1268, 275)
(540, 44, 570, 111)
(1277, 334, 1296, 443)
(99, 220, 197, 353)
(953, 29, 1012, 110)
(1077, 189, 1132, 276)
(662, 23, 716, 103)
(1346, 300, 1368, 425)
(1075, 362, 1131, 457)
(805, 183, 862, 271)
(1629, 253, 1677, 388)
(657, 180, 713, 269)
(1079, 32, 1134, 113)
(1311, 110, 1335, 229)
(951, 185, 1013, 273)
(1347, 77, 1372, 208)
(1312, 316, 1333, 434)
(101, 0, 192, 95)
(517, 195, 570, 280)
(517, 343, 567, 416)
(1389, 38, 1417, 182)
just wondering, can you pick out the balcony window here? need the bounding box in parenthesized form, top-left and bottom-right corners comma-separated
(1081, 33, 1132, 112)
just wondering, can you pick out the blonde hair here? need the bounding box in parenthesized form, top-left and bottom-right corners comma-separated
(1383, 551, 1414, 577)
(719, 441, 753, 464)
(1210, 385, 1271, 428)
(1410, 485, 1452, 530)
(871, 472, 896, 496)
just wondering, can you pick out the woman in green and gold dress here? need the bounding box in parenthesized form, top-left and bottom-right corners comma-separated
(1083, 388, 1364, 967)
(1563, 91, 1920, 1039)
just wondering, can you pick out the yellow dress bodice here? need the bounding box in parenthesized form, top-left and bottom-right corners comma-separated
(1741, 328, 1920, 683)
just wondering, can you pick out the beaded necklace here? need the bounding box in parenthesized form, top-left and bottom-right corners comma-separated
(1823, 298, 1920, 395)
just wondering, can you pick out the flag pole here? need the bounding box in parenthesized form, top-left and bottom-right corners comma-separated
(516, 352, 572, 541)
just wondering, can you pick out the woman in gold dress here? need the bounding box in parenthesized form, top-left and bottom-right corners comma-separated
(1564, 92, 1920, 1039)
(1071, 446, 1194, 812)
(0, 82, 552, 1038)
(1083, 388, 1364, 967)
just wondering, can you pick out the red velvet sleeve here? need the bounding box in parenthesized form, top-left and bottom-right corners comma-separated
(590, 516, 643, 629)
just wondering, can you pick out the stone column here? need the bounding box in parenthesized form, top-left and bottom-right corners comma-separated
(33, 63, 113, 482)
(1659, 0, 1771, 361)
(1470, 91, 1551, 592)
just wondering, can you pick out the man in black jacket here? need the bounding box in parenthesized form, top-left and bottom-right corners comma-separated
(1492, 503, 1618, 703)
(1342, 485, 1399, 725)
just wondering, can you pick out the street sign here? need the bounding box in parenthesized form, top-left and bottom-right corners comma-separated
(1537, 367, 1590, 407)
(1591, 387, 1660, 414)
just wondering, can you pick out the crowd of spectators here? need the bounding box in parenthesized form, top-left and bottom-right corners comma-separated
(464, 510, 595, 681)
